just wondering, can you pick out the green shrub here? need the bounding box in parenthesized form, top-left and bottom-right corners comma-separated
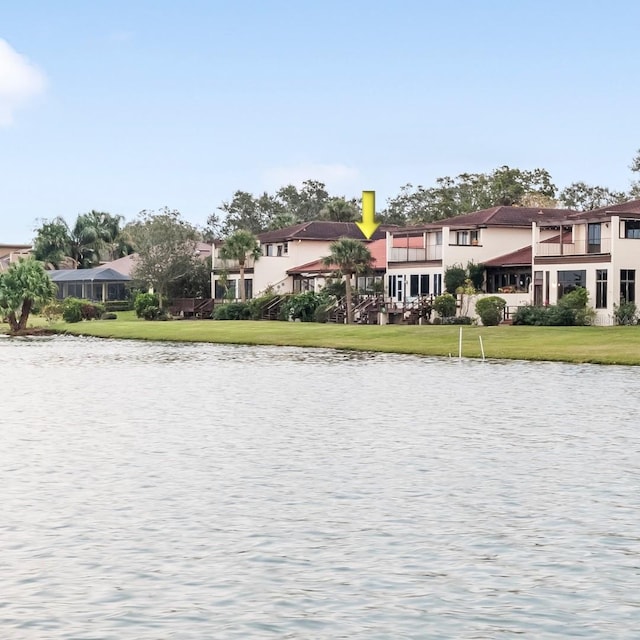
(475, 296, 506, 326)
(101, 312, 118, 320)
(140, 305, 169, 321)
(513, 305, 548, 326)
(281, 291, 323, 322)
(80, 302, 104, 320)
(557, 287, 595, 325)
(513, 304, 575, 326)
(441, 315, 473, 325)
(103, 300, 133, 312)
(62, 298, 83, 323)
(134, 293, 160, 318)
(246, 293, 279, 320)
(213, 302, 252, 320)
(314, 305, 330, 323)
(41, 301, 63, 322)
(433, 292, 457, 318)
(614, 301, 637, 325)
(444, 266, 466, 294)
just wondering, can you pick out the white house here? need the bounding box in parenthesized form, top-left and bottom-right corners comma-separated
(532, 199, 640, 324)
(212, 221, 387, 300)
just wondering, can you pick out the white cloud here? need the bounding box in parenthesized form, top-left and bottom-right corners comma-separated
(262, 163, 361, 195)
(0, 39, 47, 126)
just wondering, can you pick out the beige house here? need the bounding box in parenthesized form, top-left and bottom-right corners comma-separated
(385, 206, 576, 309)
(0, 244, 32, 271)
(212, 222, 386, 300)
(532, 199, 640, 324)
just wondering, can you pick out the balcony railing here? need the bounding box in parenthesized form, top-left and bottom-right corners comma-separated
(213, 256, 257, 270)
(535, 237, 611, 257)
(388, 245, 442, 263)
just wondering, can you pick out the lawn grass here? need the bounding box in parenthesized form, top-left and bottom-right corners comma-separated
(44, 311, 640, 365)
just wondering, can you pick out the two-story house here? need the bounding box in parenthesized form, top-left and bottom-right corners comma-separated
(212, 221, 387, 300)
(385, 206, 576, 307)
(532, 199, 640, 324)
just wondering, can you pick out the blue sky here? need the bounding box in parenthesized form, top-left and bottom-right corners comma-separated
(1, 0, 639, 242)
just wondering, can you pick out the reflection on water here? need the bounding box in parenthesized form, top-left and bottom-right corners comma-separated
(1, 336, 640, 638)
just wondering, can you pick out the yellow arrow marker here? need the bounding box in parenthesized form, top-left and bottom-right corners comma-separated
(356, 190, 380, 239)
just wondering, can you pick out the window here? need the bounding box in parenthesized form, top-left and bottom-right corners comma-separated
(588, 223, 601, 253)
(624, 220, 640, 239)
(283, 242, 288, 255)
(455, 230, 479, 246)
(420, 274, 429, 295)
(434, 273, 442, 296)
(596, 269, 607, 309)
(244, 278, 253, 300)
(558, 270, 586, 299)
(621, 269, 636, 303)
(265, 244, 274, 256)
(435, 231, 442, 245)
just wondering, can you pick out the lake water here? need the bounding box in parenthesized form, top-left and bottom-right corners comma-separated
(1, 336, 640, 638)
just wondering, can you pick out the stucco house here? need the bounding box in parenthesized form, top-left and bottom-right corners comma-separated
(385, 206, 577, 308)
(0, 244, 32, 271)
(212, 221, 387, 300)
(531, 199, 640, 324)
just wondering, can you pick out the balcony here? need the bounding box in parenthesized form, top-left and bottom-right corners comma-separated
(213, 256, 257, 271)
(535, 237, 611, 257)
(388, 245, 442, 263)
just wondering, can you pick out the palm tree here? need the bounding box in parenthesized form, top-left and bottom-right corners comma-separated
(320, 198, 358, 222)
(219, 229, 261, 302)
(322, 238, 373, 324)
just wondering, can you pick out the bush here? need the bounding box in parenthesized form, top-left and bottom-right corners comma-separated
(140, 305, 169, 321)
(213, 302, 252, 320)
(62, 298, 83, 323)
(101, 312, 118, 320)
(512, 305, 548, 326)
(557, 287, 595, 325)
(444, 266, 466, 294)
(281, 291, 324, 322)
(314, 305, 330, 323)
(80, 302, 104, 320)
(475, 296, 506, 326)
(134, 293, 160, 318)
(246, 293, 280, 320)
(441, 315, 473, 325)
(41, 301, 63, 322)
(512, 304, 575, 326)
(433, 292, 457, 318)
(614, 301, 637, 325)
(104, 300, 133, 312)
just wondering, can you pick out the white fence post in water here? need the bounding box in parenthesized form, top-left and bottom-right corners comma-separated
(479, 335, 485, 361)
(459, 327, 462, 361)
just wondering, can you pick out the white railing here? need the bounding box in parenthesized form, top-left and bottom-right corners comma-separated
(388, 246, 442, 263)
(535, 238, 611, 257)
(213, 256, 257, 270)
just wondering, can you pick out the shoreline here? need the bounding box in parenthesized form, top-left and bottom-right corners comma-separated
(27, 317, 640, 366)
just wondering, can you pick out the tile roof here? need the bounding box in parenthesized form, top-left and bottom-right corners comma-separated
(258, 221, 387, 243)
(287, 238, 386, 274)
(568, 198, 640, 221)
(392, 206, 578, 234)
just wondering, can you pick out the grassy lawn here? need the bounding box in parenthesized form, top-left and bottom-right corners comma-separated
(34, 311, 640, 365)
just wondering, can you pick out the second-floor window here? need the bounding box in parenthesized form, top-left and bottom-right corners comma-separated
(455, 230, 479, 246)
(624, 220, 640, 239)
(588, 223, 601, 253)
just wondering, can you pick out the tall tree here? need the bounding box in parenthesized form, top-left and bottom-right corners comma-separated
(630, 149, 640, 198)
(0, 258, 57, 332)
(218, 229, 261, 303)
(559, 182, 627, 210)
(33, 210, 131, 268)
(322, 238, 373, 324)
(382, 166, 557, 224)
(319, 197, 359, 222)
(129, 208, 199, 308)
